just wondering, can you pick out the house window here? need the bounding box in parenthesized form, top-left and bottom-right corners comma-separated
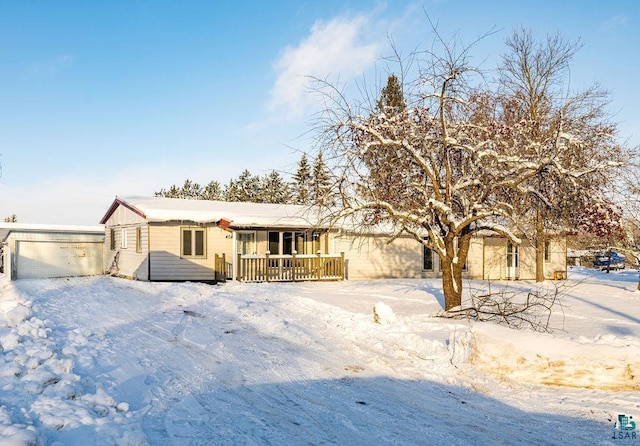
(136, 227, 142, 253)
(283, 232, 293, 255)
(311, 232, 321, 254)
(110, 228, 116, 250)
(544, 241, 550, 262)
(268, 231, 280, 255)
(237, 232, 256, 255)
(267, 231, 323, 255)
(182, 228, 205, 258)
(295, 232, 306, 254)
(423, 246, 434, 271)
(121, 228, 128, 249)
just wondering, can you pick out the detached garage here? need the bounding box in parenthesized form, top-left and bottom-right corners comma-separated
(0, 223, 105, 280)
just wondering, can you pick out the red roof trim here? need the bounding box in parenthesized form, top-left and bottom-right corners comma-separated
(99, 197, 147, 224)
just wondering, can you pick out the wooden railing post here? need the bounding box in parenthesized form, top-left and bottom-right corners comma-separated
(265, 252, 270, 282)
(292, 252, 296, 281)
(236, 253, 242, 281)
(340, 252, 345, 280)
(316, 251, 322, 281)
(221, 253, 226, 282)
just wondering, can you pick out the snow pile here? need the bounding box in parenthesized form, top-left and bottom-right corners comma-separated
(0, 269, 638, 444)
(0, 276, 144, 445)
(471, 323, 640, 390)
(372, 301, 397, 324)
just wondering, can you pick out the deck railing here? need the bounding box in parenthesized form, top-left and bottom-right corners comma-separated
(214, 253, 233, 282)
(236, 252, 345, 282)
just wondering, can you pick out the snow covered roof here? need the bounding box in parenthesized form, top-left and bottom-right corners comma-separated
(101, 196, 326, 228)
(0, 223, 105, 243)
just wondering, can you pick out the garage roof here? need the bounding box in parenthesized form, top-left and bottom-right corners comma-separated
(0, 223, 105, 243)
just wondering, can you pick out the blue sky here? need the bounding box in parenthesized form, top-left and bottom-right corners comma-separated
(0, 0, 638, 224)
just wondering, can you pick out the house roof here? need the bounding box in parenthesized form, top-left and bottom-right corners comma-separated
(0, 223, 105, 243)
(100, 196, 326, 229)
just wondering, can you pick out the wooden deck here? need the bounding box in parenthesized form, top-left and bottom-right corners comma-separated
(236, 252, 345, 282)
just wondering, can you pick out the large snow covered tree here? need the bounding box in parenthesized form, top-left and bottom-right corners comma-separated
(497, 28, 623, 281)
(315, 31, 628, 311)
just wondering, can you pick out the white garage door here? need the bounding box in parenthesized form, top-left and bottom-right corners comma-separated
(16, 241, 103, 279)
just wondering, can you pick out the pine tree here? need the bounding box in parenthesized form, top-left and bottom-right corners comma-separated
(292, 154, 312, 205)
(259, 171, 290, 204)
(155, 180, 202, 199)
(180, 179, 203, 199)
(362, 74, 409, 206)
(311, 153, 331, 205)
(155, 184, 181, 198)
(224, 170, 261, 202)
(376, 73, 405, 114)
(202, 181, 223, 200)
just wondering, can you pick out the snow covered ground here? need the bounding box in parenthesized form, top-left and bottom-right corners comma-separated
(0, 267, 639, 445)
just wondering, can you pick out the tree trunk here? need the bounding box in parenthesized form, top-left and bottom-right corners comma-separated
(535, 209, 545, 282)
(441, 255, 463, 311)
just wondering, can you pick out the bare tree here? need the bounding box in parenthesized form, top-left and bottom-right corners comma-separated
(498, 28, 623, 282)
(314, 28, 628, 311)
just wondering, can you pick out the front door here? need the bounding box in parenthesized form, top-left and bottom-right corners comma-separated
(237, 232, 256, 255)
(506, 242, 519, 280)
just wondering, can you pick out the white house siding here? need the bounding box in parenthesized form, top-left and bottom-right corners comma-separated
(334, 234, 424, 280)
(107, 205, 146, 226)
(545, 238, 568, 279)
(209, 227, 233, 275)
(104, 225, 149, 280)
(483, 237, 504, 280)
(482, 236, 567, 281)
(465, 238, 484, 279)
(102, 208, 149, 280)
(148, 224, 230, 282)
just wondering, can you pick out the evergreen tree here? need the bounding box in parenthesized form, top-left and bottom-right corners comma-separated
(154, 184, 181, 198)
(180, 179, 203, 199)
(361, 74, 409, 206)
(224, 170, 261, 202)
(155, 180, 202, 199)
(376, 73, 405, 114)
(311, 153, 331, 205)
(292, 154, 312, 205)
(260, 171, 290, 204)
(202, 180, 223, 200)
(3, 214, 17, 223)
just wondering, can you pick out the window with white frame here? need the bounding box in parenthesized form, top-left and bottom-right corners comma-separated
(110, 228, 116, 250)
(136, 227, 142, 253)
(182, 228, 206, 257)
(237, 231, 256, 255)
(121, 228, 128, 249)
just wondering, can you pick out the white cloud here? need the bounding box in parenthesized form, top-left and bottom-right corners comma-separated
(27, 54, 74, 77)
(600, 15, 628, 32)
(269, 14, 383, 120)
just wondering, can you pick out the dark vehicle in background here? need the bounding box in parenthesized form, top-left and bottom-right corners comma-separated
(593, 251, 626, 270)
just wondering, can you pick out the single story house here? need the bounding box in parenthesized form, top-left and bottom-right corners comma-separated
(100, 195, 567, 283)
(0, 223, 105, 280)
